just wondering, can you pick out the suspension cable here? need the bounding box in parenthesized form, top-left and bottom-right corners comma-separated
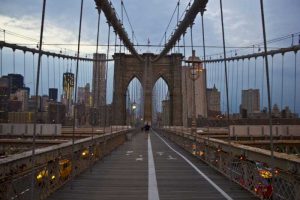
(31, 0, 46, 199)
(71, 0, 84, 189)
(260, 0, 274, 166)
(219, 0, 230, 126)
(158, 1, 179, 47)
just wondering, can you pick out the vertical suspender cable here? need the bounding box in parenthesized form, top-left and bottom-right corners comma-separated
(201, 11, 208, 120)
(254, 57, 257, 88)
(23, 52, 26, 79)
(262, 57, 265, 110)
(0, 47, 2, 76)
(247, 58, 250, 90)
(183, 33, 186, 58)
(114, 31, 117, 53)
(260, 0, 274, 165)
(71, 0, 84, 189)
(31, 0, 46, 199)
(236, 60, 238, 113)
(13, 49, 15, 73)
(294, 51, 297, 114)
(271, 55, 274, 102)
(105, 23, 111, 129)
(230, 61, 234, 113)
(281, 54, 284, 113)
(53, 56, 55, 88)
(177, 0, 180, 53)
(32, 53, 35, 94)
(93, 9, 101, 150)
(219, 0, 230, 128)
(241, 59, 244, 94)
(47, 55, 50, 90)
(58, 58, 61, 99)
(201, 12, 206, 69)
(40, 56, 43, 95)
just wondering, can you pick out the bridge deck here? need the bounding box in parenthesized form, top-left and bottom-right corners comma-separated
(47, 130, 257, 200)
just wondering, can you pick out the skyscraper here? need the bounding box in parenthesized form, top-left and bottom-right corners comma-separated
(182, 50, 207, 126)
(49, 88, 58, 101)
(7, 74, 24, 94)
(92, 53, 107, 108)
(241, 89, 260, 114)
(206, 85, 221, 117)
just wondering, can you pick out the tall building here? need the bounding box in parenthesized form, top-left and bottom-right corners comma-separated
(206, 85, 221, 117)
(63, 72, 74, 100)
(78, 83, 91, 107)
(0, 77, 10, 113)
(8, 74, 24, 94)
(63, 72, 74, 116)
(182, 50, 207, 126)
(49, 88, 58, 101)
(48, 102, 66, 124)
(10, 88, 29, 111)
(92, 53, 107, 108)
(41, 95, 49, 112)
(241, 89, 260, 115)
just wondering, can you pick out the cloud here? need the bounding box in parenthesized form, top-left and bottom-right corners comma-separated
(0, 14, 108, 57)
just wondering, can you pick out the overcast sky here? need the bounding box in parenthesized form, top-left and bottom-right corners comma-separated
(0, 0, 299, 114)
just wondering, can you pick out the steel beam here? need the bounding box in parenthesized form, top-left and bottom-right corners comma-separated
(0, 41, 114, 62)
(153, 0, 208, 62)
(204, 45, 300, 63)
(94, 0, 143, 61)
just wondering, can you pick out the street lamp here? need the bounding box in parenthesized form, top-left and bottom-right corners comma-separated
(188, 50, 203, 136)
(131, 102, 137, 127)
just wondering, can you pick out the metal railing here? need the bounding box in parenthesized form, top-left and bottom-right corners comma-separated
(157, 127, 300, 200)
(0, 128, 134, 200)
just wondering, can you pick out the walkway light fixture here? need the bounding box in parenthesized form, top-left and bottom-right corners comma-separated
(188, 50, 203, 136)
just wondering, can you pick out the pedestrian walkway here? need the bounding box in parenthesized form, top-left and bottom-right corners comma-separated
(47, 130, 257, 200)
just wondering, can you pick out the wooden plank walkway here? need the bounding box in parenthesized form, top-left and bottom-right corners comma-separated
(47, 130, 258, 200)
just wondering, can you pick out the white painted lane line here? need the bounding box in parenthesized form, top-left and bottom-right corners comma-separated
(153, 131, 233, 200)
(148, 134, 160, 200)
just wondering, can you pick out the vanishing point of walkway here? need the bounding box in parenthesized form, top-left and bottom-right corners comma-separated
(47, 130, 257, 200)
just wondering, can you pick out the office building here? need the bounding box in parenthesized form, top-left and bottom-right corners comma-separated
(182, 50, 207, 126)
(92, 53, 107, 108)
(206, 85, 221, 117)
(241, 89, 260, 115)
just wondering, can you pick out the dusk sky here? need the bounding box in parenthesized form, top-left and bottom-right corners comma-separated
(0, 0, 299, 114)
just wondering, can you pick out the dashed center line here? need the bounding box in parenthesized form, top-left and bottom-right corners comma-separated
(148, 133, 160, 200)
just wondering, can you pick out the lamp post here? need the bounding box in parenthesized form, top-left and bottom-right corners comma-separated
(132, 102, 137, 127)
(188, 50, 203, 136)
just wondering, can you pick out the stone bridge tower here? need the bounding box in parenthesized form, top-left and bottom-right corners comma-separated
(112, 53, 183, 126)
